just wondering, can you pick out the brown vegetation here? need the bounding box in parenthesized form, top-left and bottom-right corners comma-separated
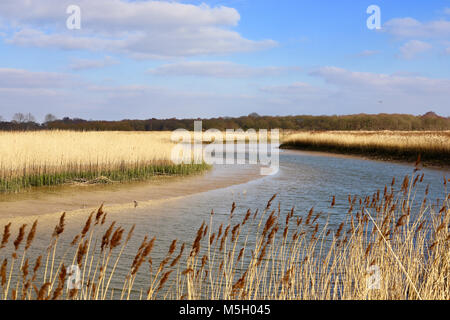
(281, 131, 450, 166)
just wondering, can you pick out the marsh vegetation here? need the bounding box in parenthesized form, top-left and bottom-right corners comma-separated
(281, 131, 450, 166)
(0, 131, 208, 193)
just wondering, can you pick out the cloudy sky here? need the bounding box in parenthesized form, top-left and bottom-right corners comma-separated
(0, 0, 449, 121)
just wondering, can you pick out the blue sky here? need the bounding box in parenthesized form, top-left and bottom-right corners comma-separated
(0, 0, 449, 121)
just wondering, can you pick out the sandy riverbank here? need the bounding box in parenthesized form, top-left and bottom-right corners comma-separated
(0, 164, 262, 220)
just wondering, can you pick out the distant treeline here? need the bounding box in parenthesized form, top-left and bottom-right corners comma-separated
(1, 112, 449, 131)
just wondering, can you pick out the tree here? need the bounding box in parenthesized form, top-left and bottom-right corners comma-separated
(12, 112, 36, 123)
(44, 113, 58, 123)
(24, 113, 36, 123)
(12, 113, 26, 123)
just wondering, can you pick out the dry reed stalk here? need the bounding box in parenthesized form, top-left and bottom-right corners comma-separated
(0, 223, 11, 249)
(102, 225, 135, 299)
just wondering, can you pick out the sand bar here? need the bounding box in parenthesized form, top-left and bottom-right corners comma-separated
(0, 164, 262, 219)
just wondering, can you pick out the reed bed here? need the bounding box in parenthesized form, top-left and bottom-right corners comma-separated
(0, 131, 208, 193)
(0, 164, 448, 300)
(281, 131, 450, 166)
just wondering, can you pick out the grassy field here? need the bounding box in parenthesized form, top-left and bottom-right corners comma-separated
(0, 168, 448, 300)
(280, 131, 450, 166)
(0, 131, 209, 193)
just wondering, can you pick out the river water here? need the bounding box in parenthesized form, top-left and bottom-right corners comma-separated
(0, 149, 448, 299)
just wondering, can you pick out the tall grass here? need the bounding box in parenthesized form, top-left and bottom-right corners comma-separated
(281, 131, 450, 165)
(0, 166, 448, 300)
(0, 131, 209, 193)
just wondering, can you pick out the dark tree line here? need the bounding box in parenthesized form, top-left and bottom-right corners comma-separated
(0, 112, 449, 132)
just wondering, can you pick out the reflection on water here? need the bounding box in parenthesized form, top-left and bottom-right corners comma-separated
(0, 150, 448, 299)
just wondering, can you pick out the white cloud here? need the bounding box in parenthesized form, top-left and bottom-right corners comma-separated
(0, 68, 75, 88)
(0, 0, 276, 58)
(260, 67, 450, 115)
(69, 56, 119, 71)
(398, 40, 432, 59)
(310, 67, 450, 93)
(445, 8, 450, 15)
(6, 28, 123, 51)
(383, 17, 450, 39)
(148, 61, 300, 78)
(382, 14, 450, 59)
(0, 0, 240, 30)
